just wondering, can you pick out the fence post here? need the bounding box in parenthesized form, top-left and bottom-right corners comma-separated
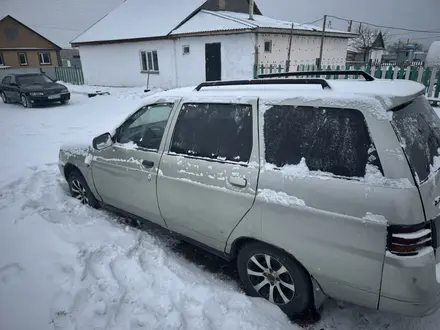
(410, 66, 418, 81)
(386, 67, 393, 79)
(253, 64, 257, 79)
(422, 68, 431, 86)
(260, 64, 264, 75)
(435, 72, 440, 98)
(278, 64, 282, 73)
(399, 67, 405, 79)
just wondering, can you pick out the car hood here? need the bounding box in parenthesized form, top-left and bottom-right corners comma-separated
(21, 82, 66, 92)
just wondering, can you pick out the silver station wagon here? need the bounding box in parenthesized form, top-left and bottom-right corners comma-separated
(59, 71, 440, 318)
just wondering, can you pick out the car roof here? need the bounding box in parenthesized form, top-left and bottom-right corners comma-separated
(154, 78, 425, 112)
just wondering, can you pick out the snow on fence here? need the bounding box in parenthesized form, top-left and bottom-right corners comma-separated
(254, 64, 440, 98)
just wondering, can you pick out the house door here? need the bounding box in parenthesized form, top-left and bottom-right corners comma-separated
(205, 43, 221, 81)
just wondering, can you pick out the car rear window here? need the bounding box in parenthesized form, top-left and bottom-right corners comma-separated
(391, 96, 440, 184)
(264, 105, 380, 178)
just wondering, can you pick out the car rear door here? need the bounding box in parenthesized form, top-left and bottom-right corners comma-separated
(91, 98, 180, 227)
(157, 96, 259, 250)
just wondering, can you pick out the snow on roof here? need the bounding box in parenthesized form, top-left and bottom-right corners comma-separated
(72, 0, 206, 44)
(171, 10, 352, 36)
(426, 41, 440, 68)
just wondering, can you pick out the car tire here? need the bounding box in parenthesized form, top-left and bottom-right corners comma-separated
(1, 92, 8, 104)
(20, 94, 32, 108)
(60, 99, 69, 105)
(237, 242, 313, 318)
(67, 170, 100, 208)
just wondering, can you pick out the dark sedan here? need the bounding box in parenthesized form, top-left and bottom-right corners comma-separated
(0, 73, 70, 108)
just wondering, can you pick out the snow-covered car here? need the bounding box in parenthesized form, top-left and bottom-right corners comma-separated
(0, 73, 70, 108)
(58, 72, 440, 319)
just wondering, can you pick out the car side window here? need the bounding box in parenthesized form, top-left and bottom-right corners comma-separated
(116, 103, 174, 150)
(2, 76, 11, 84)
(263, 105, 381, 178)
(170, 103, 253, 162)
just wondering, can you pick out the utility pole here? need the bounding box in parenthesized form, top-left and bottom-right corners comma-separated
(348, 20, 352, 32)
(318, 15, 327, 69)
(286, 22, 294, 72)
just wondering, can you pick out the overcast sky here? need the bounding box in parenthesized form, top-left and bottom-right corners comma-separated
(1, 0, 439, 49)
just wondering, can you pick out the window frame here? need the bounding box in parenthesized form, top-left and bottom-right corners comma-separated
(0, 52, 4, 66)
(38, 52, 52, 65)
(17, 52, 28, 66)
(261, 104, 382, 180)
(182, 45, 190, 55)
(167, 102, 254, 165)
(140, 50, 160, 73)
(114, 102, 174, 152)
(264, 40, 272, 53)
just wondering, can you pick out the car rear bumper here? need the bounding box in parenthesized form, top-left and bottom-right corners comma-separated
(29, 92, 70, 104)
(379, 247, 440, 316)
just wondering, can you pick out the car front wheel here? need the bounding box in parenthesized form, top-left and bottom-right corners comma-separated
(67, 170, 99, 208)
(21, 94, 32, 108)
(1, 92, 8, 104)
(237, 242, 313, 318)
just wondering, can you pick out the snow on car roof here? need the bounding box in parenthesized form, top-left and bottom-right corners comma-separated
(148, 78, 426, 121)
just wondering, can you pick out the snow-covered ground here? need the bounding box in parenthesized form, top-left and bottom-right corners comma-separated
(0, 89, 440, 330)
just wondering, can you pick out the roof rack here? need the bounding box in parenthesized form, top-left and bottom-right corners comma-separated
(194, 78, 331, 91)
(258, 70, 375, 82)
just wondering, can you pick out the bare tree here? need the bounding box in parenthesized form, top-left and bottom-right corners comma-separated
(350, 24, 390, 62)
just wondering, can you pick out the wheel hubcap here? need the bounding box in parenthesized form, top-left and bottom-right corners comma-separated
(21, 96, 27, 107)
(71, 179, 89, 205)
(247, 254, 295, 305)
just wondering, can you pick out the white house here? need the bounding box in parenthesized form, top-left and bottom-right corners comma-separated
(72, 0, 354, 88)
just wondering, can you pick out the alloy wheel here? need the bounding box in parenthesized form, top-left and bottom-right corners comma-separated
(21, 95, 28, 108)
(246, 253, 295, 305)
(71, 179, 89, 205)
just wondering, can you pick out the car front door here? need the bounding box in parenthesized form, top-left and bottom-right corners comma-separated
(157, 97, 259, 250)
(91, 99, 179, 227)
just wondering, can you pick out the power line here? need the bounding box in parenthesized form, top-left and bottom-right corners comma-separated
(327, 15, 440, 34)
(297, 17, 323, 27)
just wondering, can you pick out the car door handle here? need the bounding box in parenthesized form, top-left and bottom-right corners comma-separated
(142, 160, 154, 168)
(228, 176, 247, 188)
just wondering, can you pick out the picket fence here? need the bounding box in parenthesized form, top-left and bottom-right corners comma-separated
(254, 64, 440, 98)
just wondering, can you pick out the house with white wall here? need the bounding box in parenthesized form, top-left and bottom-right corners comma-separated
(71, 0, 354, 88)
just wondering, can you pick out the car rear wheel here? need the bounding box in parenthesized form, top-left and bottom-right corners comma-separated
(237, 242, 313, 318)
(20, 94, 32, 108)
(67, 170, 99, 208)
(1, 92, 8, 104)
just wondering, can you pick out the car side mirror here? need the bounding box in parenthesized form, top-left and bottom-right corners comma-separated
(93, 133, 113, 150)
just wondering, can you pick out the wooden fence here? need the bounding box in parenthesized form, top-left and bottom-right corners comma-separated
(55, 67, 84, 85)
(254, 64, 440, 98)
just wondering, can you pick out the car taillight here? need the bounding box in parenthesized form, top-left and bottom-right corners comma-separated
(387, 223, 433, 256)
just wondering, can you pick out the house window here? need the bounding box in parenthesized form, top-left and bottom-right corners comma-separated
(0, 53, 4, 66)
(182, 45, 190, 55)
(5, 28, 18, 40)
(140, 50, 159, 72)
(39, 52, 51, 65)
(264, 40, 272, 53)
(18, 52, 28, 66)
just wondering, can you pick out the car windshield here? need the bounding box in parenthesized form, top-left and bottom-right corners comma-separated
(16, 74, 52, 85)
(391, 96, 440, 184)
